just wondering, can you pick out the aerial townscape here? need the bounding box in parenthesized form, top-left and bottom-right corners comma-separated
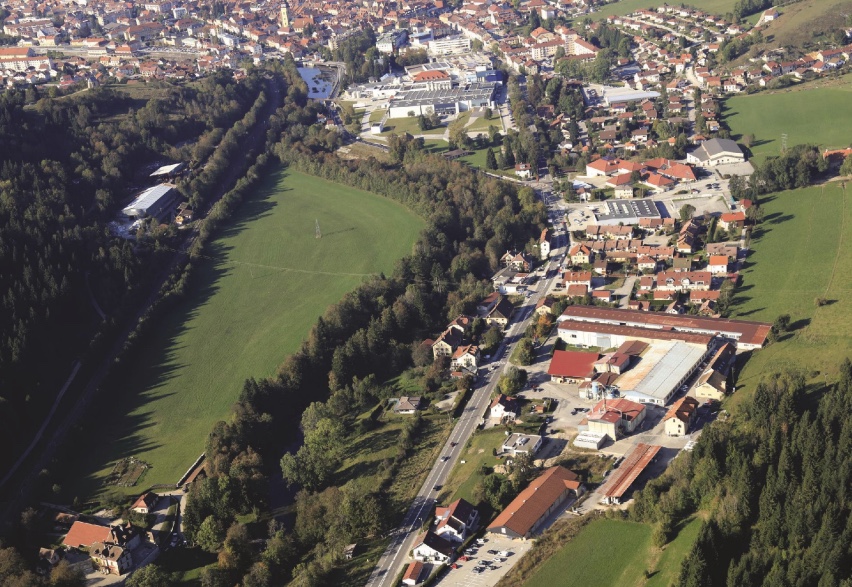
(0, 0, 851, 585)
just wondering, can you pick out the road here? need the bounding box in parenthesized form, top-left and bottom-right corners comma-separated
(0, 75, 285, 529)
(364, 197, 568, 587)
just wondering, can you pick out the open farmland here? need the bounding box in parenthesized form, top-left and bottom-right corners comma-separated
(729, 183, 852, 403)
(523, 519, 653, 587)
(589, 0, 737, 20)
(61, 168, 423, 499)
(724, 75, 852, 162)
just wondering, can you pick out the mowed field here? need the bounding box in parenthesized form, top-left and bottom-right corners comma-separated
(730, 183, 852, 400)
(524, 519, 653, 587)
(589, 0, 737, 20)
(724, 75, 852, 162)
(63, 169, 423, 499)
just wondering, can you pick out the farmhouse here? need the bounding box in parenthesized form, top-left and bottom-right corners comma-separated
(488, 466, 584, 539)
(663, 396, 699, 436)
(686, 138, 745, 166)
(63, 522, 112, 549)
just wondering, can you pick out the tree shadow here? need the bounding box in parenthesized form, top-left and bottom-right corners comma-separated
(763, 212, 793, 225)
(789, 317, 811, 331)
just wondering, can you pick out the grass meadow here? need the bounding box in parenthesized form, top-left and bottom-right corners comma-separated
(728, 183, 852, 406)
(724, 75, 852, 163)
(524, 519, 653, 587)
(589, 0, 737, 20)
(61, 169, 423, 500)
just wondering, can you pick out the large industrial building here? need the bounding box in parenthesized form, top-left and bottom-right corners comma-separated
(556, 306, 771, 351)
(593, 200, 662, 226)
(387, 82, 497, 117)
(121, 184, 178, 221)
(614, 340, 709, 405)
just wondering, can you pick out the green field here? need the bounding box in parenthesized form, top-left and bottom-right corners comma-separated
(381, 116, 446, 136)
(730, 183, 852, 401)
(524, 519, 653, 587)
(62, 169, 423, 499)
(589, 0, 737, 20)
(646, 517, 703, 587)
(724, 75, 852, 162)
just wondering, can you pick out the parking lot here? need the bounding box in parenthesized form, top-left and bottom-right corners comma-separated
(433, 534, 533, 587)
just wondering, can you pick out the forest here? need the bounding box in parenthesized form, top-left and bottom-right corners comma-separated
(629, 363, 852, 587)
(163, 60, 548, 585)
(0, 72, 267, 474)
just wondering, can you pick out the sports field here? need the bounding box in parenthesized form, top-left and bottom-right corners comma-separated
(730, 183, 852, 400)
(524, 519, 653, 587)
(725, 75, 852, 162)
(62, 169, 423, 499)
(589, 0, 736, 20)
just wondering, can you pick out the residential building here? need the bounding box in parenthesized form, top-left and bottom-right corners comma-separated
(719, 211, 746, 231)
(695, 342, 735, 400)
(663, 396, 699, 436)
(484, 296, 515, 328)
(412, 531, 455, 563)
(487, 466, 584, 539)
(539, 228, 551, 259)
(90, 542, 132, 575)
(130, 493, 158, 514)
(451, 344, 479, 372)
(395, 396, 424, 414)
(434, 499, 479, 543)
(490, 394, 518, 421)
(501, 433, 543, 455)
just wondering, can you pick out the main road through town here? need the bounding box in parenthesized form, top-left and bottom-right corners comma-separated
(364, 203, 569, 587)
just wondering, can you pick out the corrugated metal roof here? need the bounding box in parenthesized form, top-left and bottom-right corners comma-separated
(122, 184, 175, 214)
(623, 341, 705, 402)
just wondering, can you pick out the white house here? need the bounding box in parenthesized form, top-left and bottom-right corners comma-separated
(451, 344, 479, 372)
(412, 531, 455, 563)
(489, 394, 518, 421)
(434, 499, 479, 543)
(539, 228, 551, 260)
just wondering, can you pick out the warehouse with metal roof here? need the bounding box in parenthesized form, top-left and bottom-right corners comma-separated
(122, 184, 178, 221)
(616, 341, 709, 405)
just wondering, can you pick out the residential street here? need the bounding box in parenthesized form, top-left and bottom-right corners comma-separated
(364, 196, 568, 587)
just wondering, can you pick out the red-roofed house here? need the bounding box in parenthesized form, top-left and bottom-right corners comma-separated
(719, 211, 746, 230)
(707, 255, 729, 274)
(548, 350, 600, 383)
(130, 492, 158, 514)
(63, 522, 112, 549)
(403, 561, 426, 586)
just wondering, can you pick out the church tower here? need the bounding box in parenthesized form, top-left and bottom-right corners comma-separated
(280, 1, 291, 28)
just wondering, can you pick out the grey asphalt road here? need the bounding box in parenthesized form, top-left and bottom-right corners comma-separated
(364, 198, 567, 587)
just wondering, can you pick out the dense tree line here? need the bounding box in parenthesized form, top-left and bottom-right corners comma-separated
(319, 29, 387, 85)
(630, 362, 852, 586)
(750, 144, 828, 194)
(177, 60, 546, 585)
(0, 71, 264, 472)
